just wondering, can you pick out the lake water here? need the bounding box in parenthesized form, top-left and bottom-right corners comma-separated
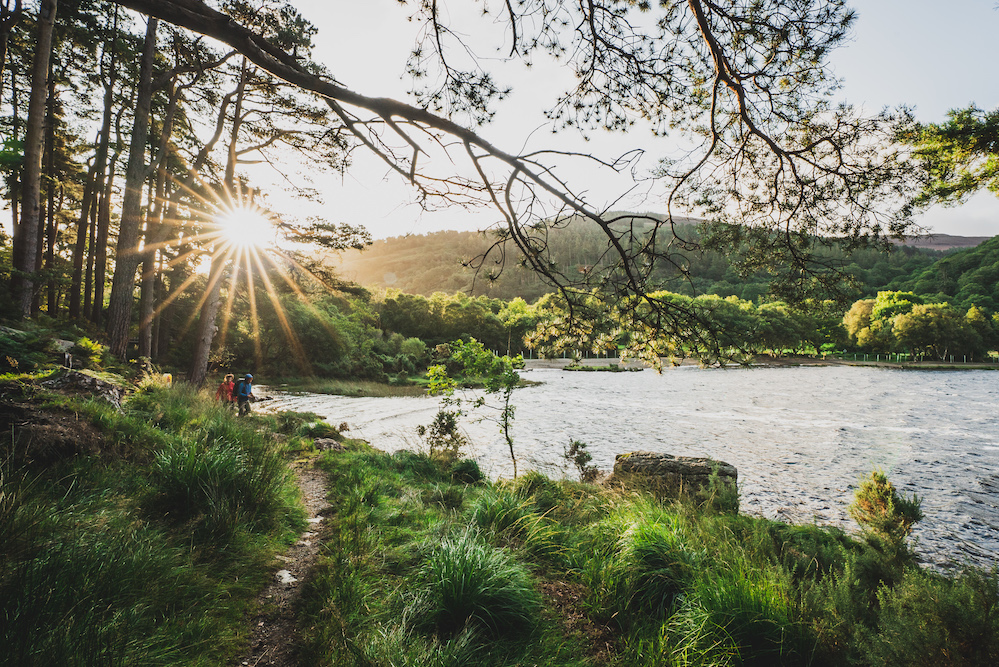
(261, 365, 999, 569)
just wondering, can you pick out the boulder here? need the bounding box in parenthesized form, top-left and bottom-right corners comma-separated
(612, 451, 737, 497)
(42, 370, 126, 410)
(313, 437, 346, 453)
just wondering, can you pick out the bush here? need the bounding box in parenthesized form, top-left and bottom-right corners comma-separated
(405, 527, 540, 638)
(857, 568, 999, 667)
(849, 469, 922, 550)
(417, 409, 469, 467)
(449, 458, 483, 485)
(71, 337, 105, 369)
(563, 438, 599, 482)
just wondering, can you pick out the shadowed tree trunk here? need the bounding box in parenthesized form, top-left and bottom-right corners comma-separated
(139, 77, 182, 359)
(0, 1, 22, 97)
(10, 0, 56, 318)
(69, 159, 97, 318)
(107, 16, 158, 358)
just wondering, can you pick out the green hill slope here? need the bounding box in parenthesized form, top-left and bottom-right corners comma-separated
(903, 235, 999, 309)
(332, 219, 968, 302)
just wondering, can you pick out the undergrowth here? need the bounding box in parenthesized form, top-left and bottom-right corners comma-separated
(0, 379, 308, 666)
(300, 446, 999, 667)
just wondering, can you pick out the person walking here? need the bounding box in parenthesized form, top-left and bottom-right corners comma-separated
(236, 373, 255, 416)
(215, 373, 235, 408)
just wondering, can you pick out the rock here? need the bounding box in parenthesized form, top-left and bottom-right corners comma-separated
(42, 370, 126, 410)
(612, 450, 737, 497)
(313, 437, 346, 453)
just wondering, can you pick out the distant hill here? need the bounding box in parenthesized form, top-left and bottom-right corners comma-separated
(332, 219, 988, 302)
(891, 234, 991, 252)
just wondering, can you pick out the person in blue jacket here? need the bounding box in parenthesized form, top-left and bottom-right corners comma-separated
(236, 374, 255, 416)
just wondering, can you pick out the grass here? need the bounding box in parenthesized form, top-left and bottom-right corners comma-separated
(298, 445, 999, 667)
(266, 376, 427, 397)
(0, 378, 307, 666)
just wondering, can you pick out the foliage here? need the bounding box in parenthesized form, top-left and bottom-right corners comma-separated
(563, 439, 599, 483)
(903, 235, 999, 311)
(299, 447, 999, 667)
(903, 104, 999, 208)
(849, 469, 923, 552)
(417, 409, 470, 467)
(341, 226, 944, 307)
(71, 336, 105, 369)
(843, 290, 996, 360)
(0, 328, 49, 371)
(430, 338, 525, 477)
(0, 381, 306, 665)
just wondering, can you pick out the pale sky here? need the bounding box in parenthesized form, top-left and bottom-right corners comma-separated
(270, 0, 999, 240)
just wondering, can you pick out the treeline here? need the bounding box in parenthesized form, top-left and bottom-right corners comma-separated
(334, 221, 946, 302)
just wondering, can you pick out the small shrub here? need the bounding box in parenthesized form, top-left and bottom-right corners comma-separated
(849, 469, 922, 550)
(405, 527, 540, 638)
(563, 438, 599, 482)
(417, 409, 469, 468)
(859, 568, 999, 666)
(696, 464, 740, 514)
(72, 337, 105, 369)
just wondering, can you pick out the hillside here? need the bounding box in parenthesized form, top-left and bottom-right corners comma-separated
(891, 234, 992, 251)
(901, 235, 999, 309)
(331, 219, 968, 302)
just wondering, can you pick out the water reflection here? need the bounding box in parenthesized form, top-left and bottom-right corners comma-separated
(262, 366, 999, 569)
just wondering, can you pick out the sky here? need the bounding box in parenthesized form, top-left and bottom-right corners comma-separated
(269, 0, 999, 241)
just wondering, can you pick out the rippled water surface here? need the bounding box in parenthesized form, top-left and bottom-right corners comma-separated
(262, 366, 999, 568)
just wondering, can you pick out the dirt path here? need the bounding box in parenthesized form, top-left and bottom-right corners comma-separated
(238, 458, 330, 667)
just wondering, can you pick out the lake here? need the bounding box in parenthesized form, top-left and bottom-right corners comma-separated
(261, 365, 999, 569)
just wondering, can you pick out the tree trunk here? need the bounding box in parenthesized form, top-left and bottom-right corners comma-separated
(0, 1, 23, 99)
(10, 0, 56, 318)
(188, 57, 248, 387)
(88, 6, 120, 325)
(83, 182, 97, 317)
(44, 64, 57, 315)
(91, 162, 116, 325)
(69, 159, 98, 318)
(139, 78, 180, 359)
(106, 16, 158, 358)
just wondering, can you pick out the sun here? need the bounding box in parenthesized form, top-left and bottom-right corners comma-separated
(215, 206, 275, 249)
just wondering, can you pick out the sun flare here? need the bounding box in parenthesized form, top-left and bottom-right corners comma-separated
(216, 206, 275, 249)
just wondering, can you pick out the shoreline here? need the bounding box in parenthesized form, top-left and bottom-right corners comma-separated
(522, 355, 999, 371)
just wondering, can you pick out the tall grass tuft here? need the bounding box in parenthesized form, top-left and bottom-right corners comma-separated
(665, 562, 813, 667)
(0, 511, 218, 666)
(406, 527, 541, 639)
(150, 437, 297, 539)
(619, 514, 700, 617)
